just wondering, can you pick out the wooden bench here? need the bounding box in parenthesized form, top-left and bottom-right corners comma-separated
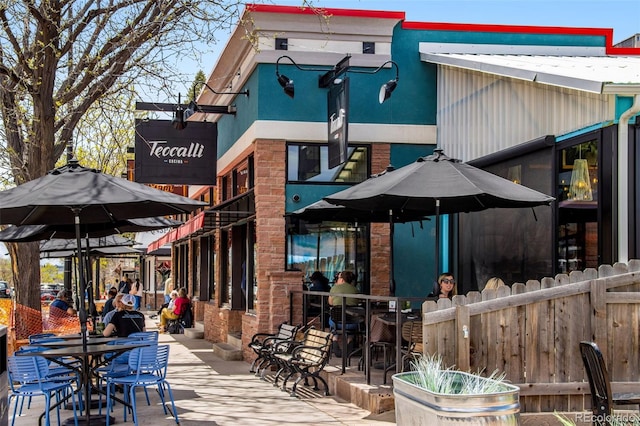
(248, 323, 300, 376)
(273, 328, 333, 397)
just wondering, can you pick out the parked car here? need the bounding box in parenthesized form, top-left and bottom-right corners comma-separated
(0, 281, 11, 298)
(40, 292, 56, 304)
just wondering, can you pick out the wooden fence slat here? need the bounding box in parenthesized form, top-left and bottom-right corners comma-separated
(456, 305, 470, 371)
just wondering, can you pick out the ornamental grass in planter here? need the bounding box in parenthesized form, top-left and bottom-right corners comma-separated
(392, 355, 520, 425)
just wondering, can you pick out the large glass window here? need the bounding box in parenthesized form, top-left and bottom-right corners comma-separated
(286, 220, 369, 293)
(287, 144, 369, 183)
(557, 139, 599, 273)
(459, 148, 554, 291)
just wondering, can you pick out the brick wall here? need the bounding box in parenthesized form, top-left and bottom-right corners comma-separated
(369, 143, 392, 296)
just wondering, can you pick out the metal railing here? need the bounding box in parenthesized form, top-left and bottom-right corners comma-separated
(289, 290, 427, 385)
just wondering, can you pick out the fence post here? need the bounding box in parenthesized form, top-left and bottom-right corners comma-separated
(590, 279, 607, 354)
(456, 304, 470, 371)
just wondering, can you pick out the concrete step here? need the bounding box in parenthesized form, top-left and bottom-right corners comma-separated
(194, 321, 205, 332)
(212, 342, 243, 361)
(184, 328, 204, 339)
(227, 332, 242, 350)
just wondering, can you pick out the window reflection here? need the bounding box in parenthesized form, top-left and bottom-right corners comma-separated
(287, 144, 368, 183)
(557, 140, 599, 274)
(286, 219, 369, 292)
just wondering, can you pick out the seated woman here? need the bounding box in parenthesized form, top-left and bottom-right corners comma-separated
(158, 287, 190, 333)
(428, 272, 458, 300)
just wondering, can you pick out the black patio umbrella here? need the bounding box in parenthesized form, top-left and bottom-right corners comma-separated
(39, 235, 136, 255)
(288, 197, 430, 294)
(289, 198, 430, 224)
(0, 216, 182, 323)
(0, 159, 206, 351)
(324, 149, 554, 286)
(0, 216, 182, 242)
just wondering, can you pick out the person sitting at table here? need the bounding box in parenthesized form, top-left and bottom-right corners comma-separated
(50, 290, 77, 316)
(102, 292, 124, 325)
(102, 287, 118, 317)
(158, 287, 190, 333)
(328, 271, 361, 357)
(103, 294, 146, 337)
(308, 271, 330, 292)
(428, 272, 458, 300)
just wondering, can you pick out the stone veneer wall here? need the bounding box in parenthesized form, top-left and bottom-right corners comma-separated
(369, 143, 392, 296)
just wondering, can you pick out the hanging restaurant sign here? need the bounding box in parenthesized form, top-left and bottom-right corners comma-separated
(134, 119, 217, 185)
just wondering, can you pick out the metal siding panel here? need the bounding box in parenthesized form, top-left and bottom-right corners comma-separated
(438, 66, 611, 162)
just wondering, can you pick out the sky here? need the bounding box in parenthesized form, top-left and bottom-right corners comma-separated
(174, 0, 640, 90)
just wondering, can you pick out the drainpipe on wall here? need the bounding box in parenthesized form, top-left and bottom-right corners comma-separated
(617, 94, 640, 263)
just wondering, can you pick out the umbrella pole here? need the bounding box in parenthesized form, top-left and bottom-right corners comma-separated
(435, 200, 440, 281)
(389, 210, 395, 296)
(72, 210, 88, 352)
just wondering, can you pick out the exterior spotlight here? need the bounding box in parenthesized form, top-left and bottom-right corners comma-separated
(277, 73, 294, 98)
(275, 54, 399, 104)
(379, 79, 398, 104)
(275, 55, 331, 99)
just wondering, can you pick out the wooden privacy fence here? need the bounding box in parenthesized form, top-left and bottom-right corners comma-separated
(421, 260, 640, 414)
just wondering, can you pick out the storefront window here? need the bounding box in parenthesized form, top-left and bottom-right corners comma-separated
(459, 148, 553, 291)
(287, 144, 369, 183)
(557, 140, 599, 273)
(286, 219, 369, 292)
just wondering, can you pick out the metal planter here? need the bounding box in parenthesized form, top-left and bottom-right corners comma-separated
(392, 371, 520, 425)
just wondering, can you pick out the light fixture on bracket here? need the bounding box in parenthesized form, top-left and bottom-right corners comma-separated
(275, 54, 399, 104)
(275, 55, 332, 99)
(171, 81, 249, 130)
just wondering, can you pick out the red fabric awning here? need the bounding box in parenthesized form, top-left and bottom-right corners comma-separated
(147, 212, 205, 253)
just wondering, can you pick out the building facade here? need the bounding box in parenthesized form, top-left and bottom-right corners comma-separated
(147, 5, 640, 359)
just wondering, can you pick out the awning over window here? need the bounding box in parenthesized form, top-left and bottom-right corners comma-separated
(210, 189, 255, 228)
(146, 190, 255, 253)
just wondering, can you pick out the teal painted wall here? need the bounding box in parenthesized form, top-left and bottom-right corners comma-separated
(389, 145, 436, 299)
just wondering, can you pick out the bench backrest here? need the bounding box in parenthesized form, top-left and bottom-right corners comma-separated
(276, 323, 299, 341)
(297, 328, 332, 365)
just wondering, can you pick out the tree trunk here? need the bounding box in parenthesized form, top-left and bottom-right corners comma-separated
(7, 242, 43, 339)
(7, 242, 41, 309)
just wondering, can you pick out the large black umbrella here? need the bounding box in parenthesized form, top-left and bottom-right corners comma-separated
(289, 198, 429, 224)
(0, 216, 182, 322)
(0, 216, 182, 242)
(324, 149, 554, 285)
(0, 159, 205, 347)
(288, 197, 430, 294)
(0, 159, 204, 425)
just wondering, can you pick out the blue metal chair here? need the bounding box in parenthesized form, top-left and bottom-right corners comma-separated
(8, 354, 80, 426)
(104, 344, 179, 426)
(28, 333, 56, 343)
(14, 345, 83, 415)
(128, 331, 159, 343)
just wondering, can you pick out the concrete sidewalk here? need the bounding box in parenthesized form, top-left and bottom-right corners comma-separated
(11, 316, 397, 425)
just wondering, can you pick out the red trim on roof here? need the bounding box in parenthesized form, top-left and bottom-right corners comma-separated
(403, 21, 640, 56)
(246, 4, 405, 20)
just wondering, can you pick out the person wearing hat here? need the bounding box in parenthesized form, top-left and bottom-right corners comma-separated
(103, 293, 145, 337)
